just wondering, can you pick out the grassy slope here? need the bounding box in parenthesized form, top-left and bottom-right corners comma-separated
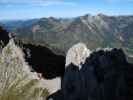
(0, 39, 49, 100)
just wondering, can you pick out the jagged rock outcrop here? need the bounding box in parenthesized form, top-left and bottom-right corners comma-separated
(65, 43, 91, 69)
(47, 43, 133, 100)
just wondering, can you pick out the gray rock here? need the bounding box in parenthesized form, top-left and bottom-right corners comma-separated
(62, 43, 131, 100)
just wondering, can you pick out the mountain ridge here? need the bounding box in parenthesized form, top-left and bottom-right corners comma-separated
(1, 14, 133, 55)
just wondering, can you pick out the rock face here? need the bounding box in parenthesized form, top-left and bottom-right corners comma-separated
(17, 42, 65, 79)
(47, 43, 133, 100)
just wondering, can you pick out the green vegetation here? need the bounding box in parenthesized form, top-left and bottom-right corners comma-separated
(0, 40, 49, 100)
(0, 78, 49, 100)
(128, 37, 133, 48)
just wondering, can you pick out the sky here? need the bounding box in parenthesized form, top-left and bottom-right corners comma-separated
(0, 0, 133, 20)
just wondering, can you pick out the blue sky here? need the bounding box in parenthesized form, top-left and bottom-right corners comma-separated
(0, 0, 133, 20)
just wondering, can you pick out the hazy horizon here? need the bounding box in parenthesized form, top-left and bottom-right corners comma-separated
(1, 13, 133, 21)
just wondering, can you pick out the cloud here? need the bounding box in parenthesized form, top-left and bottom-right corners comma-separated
(0, 0, 76, 7)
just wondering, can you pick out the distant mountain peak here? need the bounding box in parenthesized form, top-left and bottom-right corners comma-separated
(97, 13, 107, 17)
